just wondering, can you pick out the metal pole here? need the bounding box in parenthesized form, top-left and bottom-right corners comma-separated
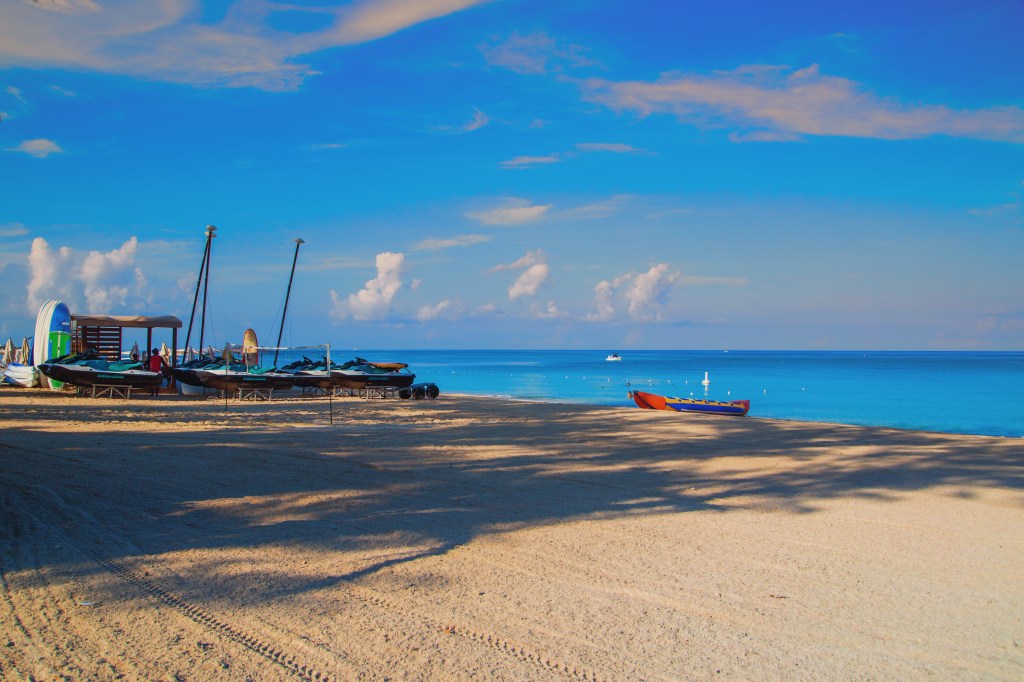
(327, 342, 332, 425)
(199, 227, 217, 355)
(274, 238, 304, 367)
(182, 226, 213, 358)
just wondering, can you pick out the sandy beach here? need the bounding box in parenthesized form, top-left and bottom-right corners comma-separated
(1, 389, 1021, 681)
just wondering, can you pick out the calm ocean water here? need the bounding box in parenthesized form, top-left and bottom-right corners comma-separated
(276, 349, 1024, 438)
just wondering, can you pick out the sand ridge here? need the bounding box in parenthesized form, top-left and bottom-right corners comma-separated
(1, 389, 1022, 680)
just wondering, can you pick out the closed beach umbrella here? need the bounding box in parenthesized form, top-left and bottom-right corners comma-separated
(20, 337, 31, 365)
(160, 342, 169, 360)
(130, 340, 140, 359)
(2, 338, 13, 365)
(221, 344, 235, 364)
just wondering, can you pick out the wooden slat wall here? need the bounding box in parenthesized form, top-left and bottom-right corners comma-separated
(73, 327, 122, 361)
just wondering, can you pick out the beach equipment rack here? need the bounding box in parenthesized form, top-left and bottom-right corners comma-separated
(357, 386, 398, 399)
(236, 387, 273, 401)
(79, 384, 133, 400)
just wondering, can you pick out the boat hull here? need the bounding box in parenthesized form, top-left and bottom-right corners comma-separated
(196, 370, 297, 392)
(293, 371, 333, 389)
(171, 366, 208, 387)
(629, 390, 750, 416)
(38, 362, 162, 389)
(331, 370, 416, 390)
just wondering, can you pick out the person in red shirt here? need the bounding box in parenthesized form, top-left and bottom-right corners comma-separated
(147, 348, 168, 390)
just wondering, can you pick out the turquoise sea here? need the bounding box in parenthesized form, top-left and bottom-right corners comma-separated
(280, 349, 1024, 438)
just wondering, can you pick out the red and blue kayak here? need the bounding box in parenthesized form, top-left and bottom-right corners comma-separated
(629, 390, 750, 416)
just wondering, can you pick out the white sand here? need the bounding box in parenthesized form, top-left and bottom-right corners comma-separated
(1, 389, 1022, 680)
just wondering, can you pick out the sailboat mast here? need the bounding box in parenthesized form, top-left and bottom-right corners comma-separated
(182, 225, 215, 358)
(198, 226, 217, 355)
(274, 238, 304, 367)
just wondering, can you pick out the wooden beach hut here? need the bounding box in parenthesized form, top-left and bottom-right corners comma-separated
(70, 315, 182, 369)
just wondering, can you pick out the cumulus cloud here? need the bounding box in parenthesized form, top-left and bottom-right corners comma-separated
(412, 233, 491, 251)
(625, 264, 680, 321)
(481, 30, 597, 75)
(330, 251, 405, 321)
(490, 250, 549, 300)
(0, 0, 489, 91)
(585, 274, 633, 322)
(26, 236, 148, 313)
(587, 267, 710, 322)
(509, 264, 548, 299)
(468, 199, 552, 225)
(530, 300, 565, 319)
(80, 237, 147, 312)
(27, 237, 74, 312)
(8, 139, 63, 158)
(583, 64, 1024, 144)
(416, 298, 463, 321)
(586, 280, 616, 322)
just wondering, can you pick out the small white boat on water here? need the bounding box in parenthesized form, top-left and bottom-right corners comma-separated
(606, 353, 622, 362)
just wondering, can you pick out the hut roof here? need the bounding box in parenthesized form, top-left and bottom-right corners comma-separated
(72, 314, 183, 329)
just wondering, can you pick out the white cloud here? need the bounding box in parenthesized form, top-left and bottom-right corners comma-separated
(584, 64, 1024, 144)
(468, 199, 552, 225)
(557, 195, 631, 221)
(586, 280, 616, 322)
(509, 263, 548, 299)
(489, 248, 552, 299)
(79, 236, 147, 312)
(489, 249, 546, 272)
(416, 298, 462, 321)
(575, 142, 646, 154)
(530, 300, 565, 319)
(463, 108, 489, 132)
(412, 233, 491, 251)
(0, 0, 489, 91)
(585, 273, 633, 322)
(5, 85, 26, 103)
(474, 302, 497, 316)
(0, 223, 29, 238)
(26, 235, 147, 314)
(330, 251, 405, 321)
(625, 264, 680, 321)
(499, 142, 648, 171)
(489, 249, 550, 301)
(500, 154, 562, 168)
(8, 138, 62, 158)
(481, 30, 597, 75)
(27, 237, 74, 312)
(22, 0, 100, 13)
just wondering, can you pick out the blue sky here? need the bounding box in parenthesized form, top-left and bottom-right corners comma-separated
(1, 0, 1022, 351)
